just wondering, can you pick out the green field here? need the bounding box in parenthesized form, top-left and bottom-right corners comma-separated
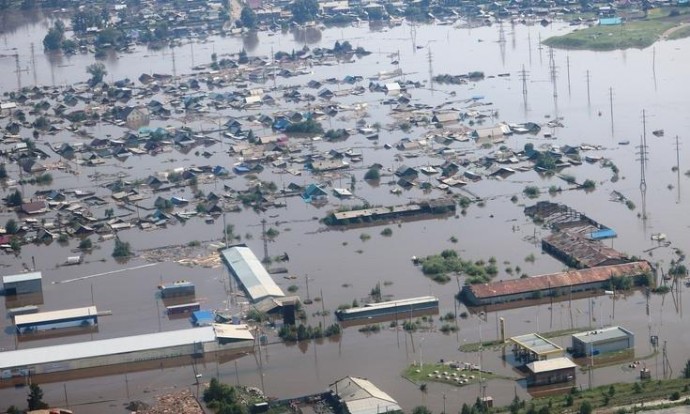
(403, 363, 515, 387)
(544, 8, 690, 50)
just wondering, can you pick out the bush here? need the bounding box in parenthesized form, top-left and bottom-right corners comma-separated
(78, 238, 92, 250)
(381, 228, 393, 237)
(670, 391, 681, 401)
(523, 186, 540, 198)
(364, 166, 380, 180)
(112, 238, 132, 258)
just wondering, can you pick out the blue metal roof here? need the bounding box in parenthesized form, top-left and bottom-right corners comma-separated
(588, 228, 617, 240)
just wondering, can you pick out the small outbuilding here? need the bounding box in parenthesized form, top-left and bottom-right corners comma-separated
(329, 376, 402, 414)
(2, 272, 43, 296)
(525, 357, 577, 387)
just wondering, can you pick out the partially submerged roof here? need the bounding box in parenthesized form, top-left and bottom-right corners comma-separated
(526, 357, 577, 374)
(330, 376, 402, 414)
(572, 326, 633, 344)
(467, 261, 651, 300)
(15, 306, 97, 326)
(220, 245, 285, 302)
(0, 326, 217, 369)
(3, 272, 42, 285)
(509, 333, 563, 356)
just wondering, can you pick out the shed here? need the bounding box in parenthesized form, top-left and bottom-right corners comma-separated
(571, 326, 634, 357)
(192, 310, 215, 326)
(329, 376, 402, 414)
(525, 357, 577, 387)
(2, 272, 42, 295)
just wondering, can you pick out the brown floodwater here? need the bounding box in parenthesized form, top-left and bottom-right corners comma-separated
(1, 11, 690, 413)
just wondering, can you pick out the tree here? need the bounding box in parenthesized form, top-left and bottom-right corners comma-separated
(364, 166, 380, 180)
(412, 407, 432, 414)
(86, 62, 107, 85)
(79, 238, 93, 250)
(684, 359, 690, 378)
(0, 163, 7, 179)
(578, 401, 592, 414)
(43, 21, 65, 51)
(6, 189, 23, 207)
(5, 219, 18, 234)
(240, 6, 257, 29)
(27, 383, 48, 410)
(112, 237, 132, 258)
(290, 0, 319, 23)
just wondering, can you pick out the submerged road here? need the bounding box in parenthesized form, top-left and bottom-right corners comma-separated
(53, 263, 159, 284)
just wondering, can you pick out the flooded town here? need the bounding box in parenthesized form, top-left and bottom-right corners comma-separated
(1, 0, 690, 413)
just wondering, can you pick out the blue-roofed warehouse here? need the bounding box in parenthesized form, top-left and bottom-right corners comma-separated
(220, 245, 285, 303)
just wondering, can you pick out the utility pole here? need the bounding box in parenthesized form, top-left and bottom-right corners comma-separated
(15, 53, 21, 90)
(675, 135, 681, 202)
(637, 110, 649, 220)
(30, 43, 37, 86)
(520, 65, 529, 108)
(427, 46, 434, 94)
(609, 87, 615, 137)
(566, 55, 571, 96)
(261, 218, 269, 263)
(585, 70, 591, 107)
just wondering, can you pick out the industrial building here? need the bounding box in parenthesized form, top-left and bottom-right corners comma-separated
(14, 306, 98, 335)
(571, 326, 635, 357)
(334, 296, 439, 323)
(509, 333, 564, 363)
(2, 272, 42, 295)
(461, 261, 652, 307)
(220, 245, 285, 303)
(0, 324, 254, 382)
(525, 357, 577, 387)
(328, 376, 402, 414)
(158, 281, 195, 299)
(542, 232, 629, 268)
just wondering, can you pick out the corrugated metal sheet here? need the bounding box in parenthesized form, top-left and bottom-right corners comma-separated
(572, 326, 633, 345)
(0, 326, 217, 369)
(509, 333, 563, 355)
(330, 377, 402, 414)
(526, 357, 577, 374)
(15, 306, 97, 326)
(220, 246, 285, 302)
(544, 232, 625, 267)
(468, 261, 651, 299)
(2, 272, 42, 285)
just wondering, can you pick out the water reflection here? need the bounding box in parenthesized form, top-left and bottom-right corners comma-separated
(243, 31, 260, 52)
(292, 26, 322, 45)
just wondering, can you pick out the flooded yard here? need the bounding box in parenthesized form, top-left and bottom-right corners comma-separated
(1, 11, 690, 413)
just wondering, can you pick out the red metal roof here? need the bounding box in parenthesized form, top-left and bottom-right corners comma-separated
(467, 261, 652, 299)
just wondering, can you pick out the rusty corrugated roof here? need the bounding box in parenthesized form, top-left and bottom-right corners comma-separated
(468, 261, 651, 299)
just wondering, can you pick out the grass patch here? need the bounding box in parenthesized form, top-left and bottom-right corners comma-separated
(517, 377, 690, 413)
(543, 9, 690, 51)
(403, 363, 512, 387)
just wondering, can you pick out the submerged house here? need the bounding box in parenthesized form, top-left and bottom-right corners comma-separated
(302, 184, 328, 202)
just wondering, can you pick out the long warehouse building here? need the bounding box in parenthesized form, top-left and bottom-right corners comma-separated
(14, 306, 98, 334)
(461, 261, 652, 307)
(220, 245, 285, 303)
(0, 324, 254, 382)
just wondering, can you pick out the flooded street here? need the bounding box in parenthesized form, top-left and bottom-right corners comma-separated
(1, 10, 690, 412)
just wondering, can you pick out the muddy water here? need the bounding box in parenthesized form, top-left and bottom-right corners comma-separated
(1, 13, 690, 413)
